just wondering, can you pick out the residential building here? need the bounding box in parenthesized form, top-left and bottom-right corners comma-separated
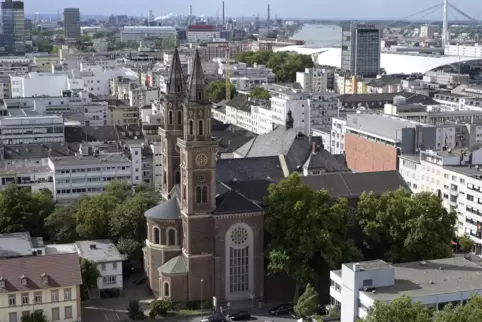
(31, 54, 60, 73)
(338, 92, 439, 111)
(445, 44, 482, 58)
(197, 42, 250, 62)
(218, 60, 276, 87)
(0, 115, 64, 145)
(341, 23, 382, 77)
(434, 93, 482, 111)
(106, 99, 139, 126)
(330, 117, 347, 155)
(0, 252, 82, 322)
(120, 26, 177, 42)
(1, 0, 25, 54)
(296, 67, 333, 92)
(187, 24, 219, 42)
(129, 87, 159, 108)
(365, 76, 402, 93)
(75, 240, 124, 292)
(0, 232, 45, 258)
(424, 71, 470, 86)
(63, 8, 81, 39)
(24, 19, 32, 42)
(331, 257, 482, 322)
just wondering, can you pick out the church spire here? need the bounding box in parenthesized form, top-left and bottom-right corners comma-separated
(167, 47, 185, 95)
(186, 49, 208, 104)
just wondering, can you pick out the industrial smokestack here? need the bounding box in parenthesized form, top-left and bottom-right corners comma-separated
(190, 5, 192, 16)
(222, 1, 225, 25)
(267, 4, 270, 23)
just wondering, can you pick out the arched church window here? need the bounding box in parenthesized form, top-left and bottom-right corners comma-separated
(189, 120, 194, 135)
(164, 282, 170, 297)
(175, 171, 180, 184)
(177, 110, 182, 125)
(202, 186, 208, 203)
(196, 186, 202, 203)
(227, 225, 251, 294)
(207, 119, 211, 135)
(198, 120, 204, 136)
(197, 91, 202, 101)
(153, 227, 160, 244)
(168, 229, 176, 246)
(168, 111, 173, 125)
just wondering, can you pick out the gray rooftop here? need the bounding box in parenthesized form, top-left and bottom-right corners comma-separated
(75, 240, 125, 263)
(346, 114, 431, 141)
(0, 232, 34, 257)
(50, 154, 130, 167)
(344, 260, 391, 271)
(363, 257, 482, 302)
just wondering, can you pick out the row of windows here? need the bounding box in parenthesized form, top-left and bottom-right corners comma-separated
(100, 262, 118, 271)
(152, 227, 177, 246)
(8, 307, 72, 322)
(57, 187, 103, 194)
(8, 288, 71, 307)
(57, 166, 130, 174)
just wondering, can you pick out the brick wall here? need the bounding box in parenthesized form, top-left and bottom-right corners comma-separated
(345, 133, 398, 172)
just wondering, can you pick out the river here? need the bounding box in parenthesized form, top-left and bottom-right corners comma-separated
(290, 24, 342, 47)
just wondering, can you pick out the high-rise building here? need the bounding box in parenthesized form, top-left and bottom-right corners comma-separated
(341, 23, 381, 78)
(63, 8, 81, 39)
(24, 18, 32, 41)
(1, 0, 25, 54)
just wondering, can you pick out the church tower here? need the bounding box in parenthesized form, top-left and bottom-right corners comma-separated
(159, 48, 186, 199)
(178, 49, 217, 301)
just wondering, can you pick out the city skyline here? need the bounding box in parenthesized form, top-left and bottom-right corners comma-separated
(20, 0, 482, 20)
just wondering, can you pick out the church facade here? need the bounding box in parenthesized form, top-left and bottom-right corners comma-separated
(143, 48, 265, 304)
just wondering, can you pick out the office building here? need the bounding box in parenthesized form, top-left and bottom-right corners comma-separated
(120, 26, 177, 42)
(331, 258, 482, 322)
(1, 0, 25, 54)
(24, 18, 32, 42)
(341, 23, 381, 77)
(63, 8, 81, 39)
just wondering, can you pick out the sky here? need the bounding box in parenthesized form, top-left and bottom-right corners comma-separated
(21, 0, 482, 20)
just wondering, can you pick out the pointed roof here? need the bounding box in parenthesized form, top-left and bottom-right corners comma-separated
(167, 47, 185, 95)
(186, 49, 208, 104)
(158, 255, 188, 275)
(144, 197, 181, 221)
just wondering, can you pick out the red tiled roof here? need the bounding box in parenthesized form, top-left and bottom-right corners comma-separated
(187, 24, 217, 32)
(0, 253, 82, 292)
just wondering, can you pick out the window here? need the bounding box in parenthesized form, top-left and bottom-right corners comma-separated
(34, 292, 42, 304)
(177, 110, 182, 125)
(175, 171, 180, 184)
(153, 227, 160, 244)
(363, 279, 373, 287)
(168, 111, 173, 125)
(8, 294, 16, 306)
(164, 282, 170, 297)
(202, 186, 208, 203)
(168, 229, 176, 246)
(196, 186, 202, 203)
(51, 308, 60, 321)
(9, 312, 17, 322)
(229, 227, 249, 293)
(103, 276, 117, 285)
(64, 306, 73, 319)
(51, 290, 59, 302)
(198, 120, 204, 135)
(189, 120, 194, 135)
(113, 262, 118, 270)
(21, 293, 28, 305)
(64, 288, 71, 301)
(101, 263, 106, 271)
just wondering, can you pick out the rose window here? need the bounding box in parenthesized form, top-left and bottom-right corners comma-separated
(231, 227, 248, 245)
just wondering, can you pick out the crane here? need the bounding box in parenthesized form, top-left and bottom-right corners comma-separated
(225, 47, 231, 101)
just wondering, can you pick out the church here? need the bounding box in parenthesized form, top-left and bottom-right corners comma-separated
(143, 48, 265, 304)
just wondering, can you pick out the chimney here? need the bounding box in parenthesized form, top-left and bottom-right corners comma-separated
(222, 1, 225, 25)
(312, 142, 317, 154)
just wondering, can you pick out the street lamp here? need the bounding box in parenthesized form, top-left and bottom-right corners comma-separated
(201, 279, 204, 318)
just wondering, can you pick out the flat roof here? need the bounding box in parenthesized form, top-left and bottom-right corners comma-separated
(0, 232, 33, 257)
(345, 260, 391, 271)
(45, 243, 77, 255)
(363, 257, 482, 302)
(399, 154, 421, 163)
(75, 240, 124, 263)
(50, 154, 130, 167)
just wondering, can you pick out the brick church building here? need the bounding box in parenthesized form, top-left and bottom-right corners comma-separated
(143, 48, 265, 304)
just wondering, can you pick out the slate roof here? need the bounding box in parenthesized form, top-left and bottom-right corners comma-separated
(301, 171, 409, 198)
(366, 75, 401, 88)
(216, 156, 284, 183)
(65, 125, 144, 143)
(145, 197, 181, 221)
(214, 184, 263, 215)
(158, 255, 188, 275)
(223, 180, 273, 206)
(0, 232, 34, 258)
(303, 149, 350, 172)
(4, 143, 77, 160)
(0, 253, 82, 292)
(338, 91, 439, 105)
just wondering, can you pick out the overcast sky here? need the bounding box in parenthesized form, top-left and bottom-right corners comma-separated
(21, 0, 480, 20)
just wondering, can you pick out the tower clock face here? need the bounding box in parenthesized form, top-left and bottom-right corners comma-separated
(195, 153, 208, 166)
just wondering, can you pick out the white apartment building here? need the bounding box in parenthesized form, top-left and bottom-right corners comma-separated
(0, 252, 82, 322)
(0, 165, 53, 193)
(251, 105, 274, 134)
(424, 71, 470, 86)
(331, 117, 347, 155)
(296, 67, 331, 92)
(129, 87, 160, 108)
(399, 147, 482, 254)
(0, 115, 64, 145)
(445, 44, 482, 57)
(434, 93, 482, 111)
(218, 61, 276, 87)
(120, 26, 177, 42)
(331, 258, 482, 322)
(75, 240, 124, 292)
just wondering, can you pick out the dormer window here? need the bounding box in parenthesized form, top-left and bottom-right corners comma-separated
(0, 277, 5, 288)
(20, 275, 27, 286)
(41, 273, 49, 284)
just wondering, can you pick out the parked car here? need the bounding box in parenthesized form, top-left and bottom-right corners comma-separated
(270, 304, 293, 315)
(229, 310, 251, 321)
(202, 314, 226, 322)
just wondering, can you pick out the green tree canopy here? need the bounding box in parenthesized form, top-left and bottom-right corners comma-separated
(357, 189, 456, 263)
(154, 35, 177, 49)
(236, 50, 314, 82)
(265, 173, 361, 299)
(249, 86, 271, 100)
(295, 284, 319, 319)
(458, 234, 474, 253)
(21, 311, 48, 322)
(360, 295, 432, 322)
(434, 294, 482, 322)
(76, 194, 118, 239)
(206, 80, 237, 102)
(45, 199, 82, 243)
(80, 258, 100, 289)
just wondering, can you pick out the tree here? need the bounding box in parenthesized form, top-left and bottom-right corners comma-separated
(249, 86, 271, 100)
(458, 234, 474, 253)
(21, 311, 48, 322)
(149, 298, 172, 318)
(357, 189, 456, 263)
(434, 294, 482, 322)
(117, 237, 141, 259)
(154, 35, 177, 49)
(206, 80, 237, 102)
(127, 299, 145, 320)
(76, 194, 118, 239)
(361, 295, 432, 322)
(295, 284, 318, 320)
(265, 173, 361, 300)
(45, 202, 80, 243)
(80, 258, 100, 299)
(104, 180, 133, 202)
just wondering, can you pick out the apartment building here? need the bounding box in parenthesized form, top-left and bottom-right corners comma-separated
(0, 115, 64, 145)
(296, 67, 333, 92)
(445, 44, 482, 57)
(75, 240, 124, 292)
(197, 42, 250, 61)
(106, 99, 139, 126)
(218, 60, 276, 89)
(330, 117, 347, 155)
(399, 146, 482, 253)
(0, 252, 82, 322)
(120, 26, 176, 42)
(434, 93, 482, 111)
(187, 24, 219, 42)
(331, 258, 482, 322)
(424, 71, 470, 86)
(129, 87, 159, 108)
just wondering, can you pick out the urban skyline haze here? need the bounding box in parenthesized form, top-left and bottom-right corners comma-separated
(21, 0, 482, 20)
